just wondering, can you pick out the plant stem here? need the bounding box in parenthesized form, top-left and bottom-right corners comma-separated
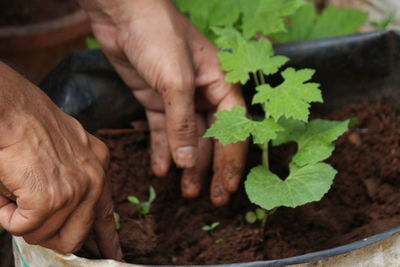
(262, 142, 269, 169)
(252, 72, 260, 86)
(258, 70, 265, 84)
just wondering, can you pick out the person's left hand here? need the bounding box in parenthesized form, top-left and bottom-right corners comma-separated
(79, 0, 248, 206)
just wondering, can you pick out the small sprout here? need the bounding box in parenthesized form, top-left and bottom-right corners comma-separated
(215, 238, 224, 244)
(202, 222, 220, 232)
(113, 212, 121, 231)
(86, 37, 100, 49)
(245, 211, 257, 224)
(246, 208, 268, 224)
(255, 208, 267, 220)
(371, 12, 396, 30)
(128, 186, 157, 216)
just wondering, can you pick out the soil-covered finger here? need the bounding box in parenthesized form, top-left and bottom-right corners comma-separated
(181, 116, 212, 198)
(221, 141, 248, 193)
(94, 181, 122, 260)
(146, 111, 171, 177)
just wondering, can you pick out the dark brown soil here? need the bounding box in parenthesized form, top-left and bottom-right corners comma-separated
(96, 102, 400, 265)
(0, 0, 79, 26)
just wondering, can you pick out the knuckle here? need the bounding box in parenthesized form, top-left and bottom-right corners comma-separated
(169, 117, 197, 139)
(97, 141, 110, 166)
(90, 169, 106, 195)
(160, 76, 194, 97)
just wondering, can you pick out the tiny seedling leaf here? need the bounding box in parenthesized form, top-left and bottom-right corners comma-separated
(255, 208, 267, 220)
(113, 212, 121, 231)
(127, 196, 140, 205)
(245, 163, 337, 210)
(86, 38, 100, 49)
(245, 211, 257, 224)
(218, 37, 288, 84)
(202, 222, 220, 231)
(253, 68, 322, 122)
(204, 106, 283, 145)
(149, 186, 157, 203)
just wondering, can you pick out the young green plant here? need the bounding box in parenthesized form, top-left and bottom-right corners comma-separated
(128, 186, 157, 216)
(202, 222, 220, 232)
(205, 29, 351, 214)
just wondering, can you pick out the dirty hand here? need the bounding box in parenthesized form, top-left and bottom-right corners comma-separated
(79, 0, 248, 206)
(0, 62, 122, 260)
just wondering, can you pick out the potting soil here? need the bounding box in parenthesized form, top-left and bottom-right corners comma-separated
(95, 102, 400, 265)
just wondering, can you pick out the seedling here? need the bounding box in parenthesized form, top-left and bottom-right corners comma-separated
(371, 12, 396, 30)
(245, 208, 267, 224)
(128, 186, 157, 216)
(204, 31, 350, 213)
(86, 37, 100, 49)
(113, 212, 121, 231)
(202, 222, 220, 232)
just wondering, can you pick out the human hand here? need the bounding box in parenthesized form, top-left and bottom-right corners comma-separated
(79, 0, 248, 206)
(0, 63, 122, 260)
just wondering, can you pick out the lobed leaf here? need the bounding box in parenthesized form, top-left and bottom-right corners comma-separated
(253, 68, 322, 121)
(241, 0, 306, 39)
(218, 38, 288, 84)
(204, 106, 283, 145)
(245, 163, 336, 210)
(273, 118, 351, 166)
(273, 3, 368, 42)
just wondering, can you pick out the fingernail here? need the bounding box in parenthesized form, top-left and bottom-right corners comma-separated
(175, 146, 197, 168)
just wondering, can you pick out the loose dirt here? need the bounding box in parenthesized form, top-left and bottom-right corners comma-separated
(96, 102, 400, 265)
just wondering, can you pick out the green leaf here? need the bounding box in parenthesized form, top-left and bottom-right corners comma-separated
(245, 163, 337, 210)
(86, 38, 100, 49)
(370, 12, 395, 30)
(213, 26, 243, 50)
(255, 208, 267, 220)
(174, 0, 241, 38)
(272, 2, 317, 42)
(273, 119, 350, 166)
(113, 212, 121, 231)
(140, 203, 151, 215)
(241, 0, 306, 39)
(127, 196, 140, 205)
(218, 38, 288, 84)
(273, 3, 368, 42)
(148, 186, 157, 203)
(308, 6, 368, 40)
(253, 68, 322, 121)
(245, 211, 257, 224)
(204, 106, 283, 145)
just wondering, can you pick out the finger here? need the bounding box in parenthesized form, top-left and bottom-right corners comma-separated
(210, 171, 230, 207)
(93, 180, 122, 260)
(181, 115, 212, 198)
(162, 71, 198, 169)
(88, 136, 110, 171)
(38, 162, 105, 254)
(221, 142, 248, 193)
(146, 111, 171, 177)
(0, 194, 52, 236)
(39, 202, 96, 254)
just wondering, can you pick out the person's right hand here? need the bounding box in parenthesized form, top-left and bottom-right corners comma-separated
(0, 62, 122, 260)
